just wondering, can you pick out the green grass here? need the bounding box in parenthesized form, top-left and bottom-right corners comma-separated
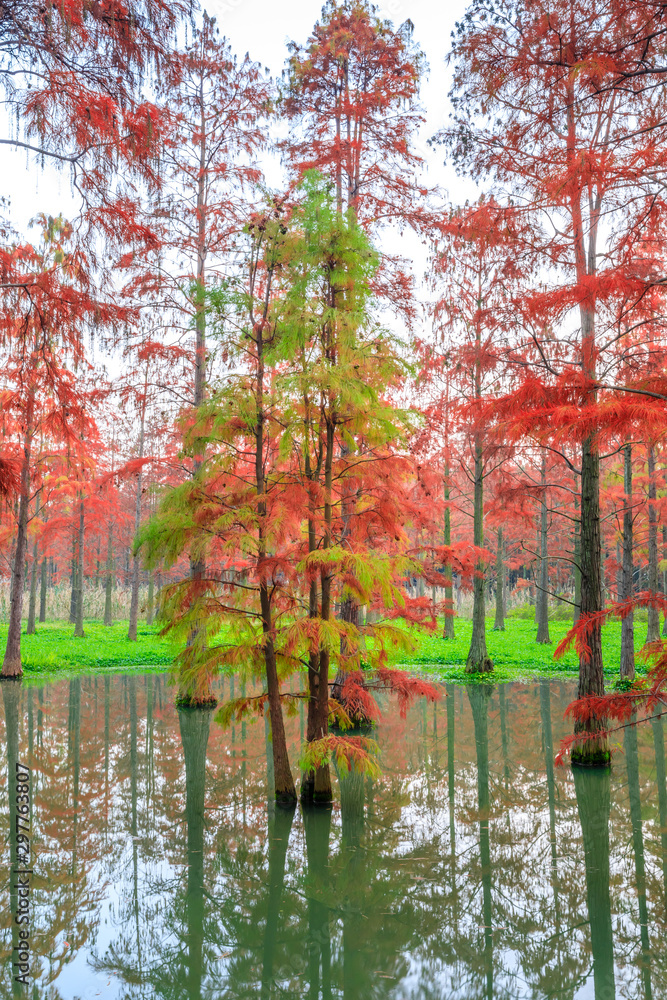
(1, 613, 658, 683)
(391, 616, 652, 682)
(0, 620, 176, 677)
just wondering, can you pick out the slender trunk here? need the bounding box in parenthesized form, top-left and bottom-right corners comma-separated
(3, 393, 35, 678)
(73, 499, 85, 637)
(573, 490, 581, 623)
(620, 443, 635, 679)
(536, 452, 551, 643)
(128, 392, 146, 642)
(104, 521, 114, 627)
(146, 572, 154, 625)
(444, 462, 456, 639)
(69, 533, 77, 624)
(26, 493, 40, 635)
(493, 526, 505, 631)
(256, 324, 296, 806)
(662, 524, 667, 636)
(38, 557, 47, 622)
(187, 60, 208, 653)
(466, 433, 492, 673)
(573, 432, 608, 765)
(312, 417, 334, 802)
(647, 444, 660, 643)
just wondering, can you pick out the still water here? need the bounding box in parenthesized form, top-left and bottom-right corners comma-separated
(1, 674, 666, 999)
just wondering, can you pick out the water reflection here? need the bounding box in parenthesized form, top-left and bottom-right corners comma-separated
(1, 676, 666, 998)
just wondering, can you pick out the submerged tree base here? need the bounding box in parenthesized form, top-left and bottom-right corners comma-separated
(571, 746, 611, 768)
(275, 790, 298, 809)
(465, 655, 494, 674)
(300, 766, 333, 806)
(176, 694, 219, 709)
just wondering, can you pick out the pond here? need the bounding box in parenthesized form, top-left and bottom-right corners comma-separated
(1, 674, 666, 999)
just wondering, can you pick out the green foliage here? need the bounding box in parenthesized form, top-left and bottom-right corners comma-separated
(298, 733, 381, 779)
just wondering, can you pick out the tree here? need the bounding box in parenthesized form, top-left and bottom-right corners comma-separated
(445, 0, 667, 759)
(429, 200, 519, 673)
(1, 217, 110, 677)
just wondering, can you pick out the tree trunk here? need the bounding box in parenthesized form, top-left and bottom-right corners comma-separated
(69, 530, 78, 624)
(536, 451, 551, 643)
(2, 407, 34, 678)
(256, 324, 296, 805)
(73, 499, 85, 637)
(493, 526, 505, 631)
(573, 433, 608, 766)
(443, 462, 456, 639)
(26, 535, 39, 636)
(39, 558, 47, 623)
(647, 444, 660, 643)
(620, 443, 635, 680)
(662, 524, 667, 636)
(128, 382, 147, 642)
(573, 490, 581, 623)
(146, 572, 154, 625)
(104, 521, 114, 627)
(311, 418, 334, 801)
(466, 433, 493, 673)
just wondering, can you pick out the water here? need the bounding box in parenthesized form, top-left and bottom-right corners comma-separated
(1, 674, 666, 999)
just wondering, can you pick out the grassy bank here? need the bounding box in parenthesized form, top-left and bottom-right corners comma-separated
(1, 621, 176, 676)
(393, 616, 649, 682)
(1, 613, 657, 682)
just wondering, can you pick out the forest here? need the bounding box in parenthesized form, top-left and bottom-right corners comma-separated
(3, 0, 667, 996)
(3, 0, 667, 780)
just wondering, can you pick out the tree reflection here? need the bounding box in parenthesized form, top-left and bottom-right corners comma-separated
(302, 806, 332, 999)
(2, 680, 23, 998)
(625, 716, 653, 999)
(467, 684, 493, 1000)
(261, 802, 296, 997)
(651, 714, 667, 916)
(178, 702, 214, 999)
(572, 765, 615, 999)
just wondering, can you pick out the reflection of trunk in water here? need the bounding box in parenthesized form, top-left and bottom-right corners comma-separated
(539, 680, 560, 923)
(261, 803, 296, 998)
(446, 683, 457, 911)
(651, 714, 667, 915)
(499, 685, 510, 788)
(624, 718, 653, 999)
(68, 678, 81, 879)
(572, 766, 615, 1000)
(178, 703, 214, 1000)
(104, 675, 110, 842)
(129, 678, 143, 975)
(2, 680, 24, 998)
(303, 806, 333, 999)
(338, 761, 366, 998)
(467, 684, 493, 1000)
